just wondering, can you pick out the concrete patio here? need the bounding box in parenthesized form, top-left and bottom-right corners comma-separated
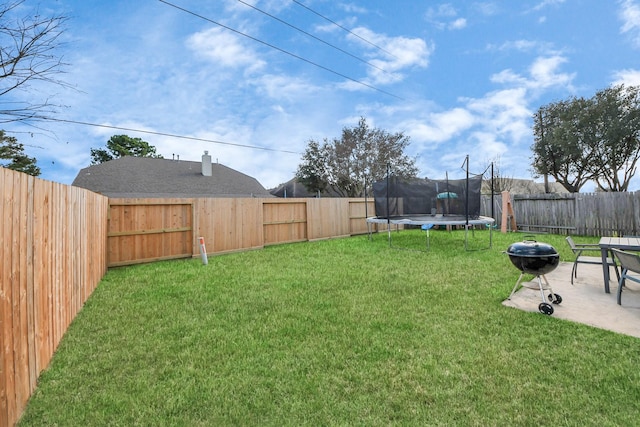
(503, 261, 640, 338)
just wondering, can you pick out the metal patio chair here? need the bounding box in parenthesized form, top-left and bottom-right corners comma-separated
(611, 249, 640, 305)
(566, 236, 619, 285)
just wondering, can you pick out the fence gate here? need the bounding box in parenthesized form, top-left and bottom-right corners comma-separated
(107, 201, 193, 267)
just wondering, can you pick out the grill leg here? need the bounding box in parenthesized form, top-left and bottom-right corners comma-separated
(541, 275, 554, 295)
(508, 272, 527, 300)
(540, 274, 562, 304)
(537, 276, 549, 303)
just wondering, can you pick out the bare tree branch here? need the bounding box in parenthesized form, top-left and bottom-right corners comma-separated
(0, 0, 70, 123)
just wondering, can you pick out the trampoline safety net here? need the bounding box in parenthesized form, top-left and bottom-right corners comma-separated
(372, 175, 483, 219)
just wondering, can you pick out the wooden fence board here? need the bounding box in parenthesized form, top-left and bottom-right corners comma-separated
(25, 175, 36, 396)
(52, 184, 62, 353)
(1, 168, 17, 426)
(0, 165, 7, 427)
(33, 179, 47, 382)
(13, 172, 29, 418)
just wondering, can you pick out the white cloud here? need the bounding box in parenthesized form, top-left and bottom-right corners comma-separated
(347, 27, 433, 85)
(465, 87, 532, 144)
(186, 27, 266, 71)
(527, 56, 575, 89)
(531, 0, 566, 12)
(252, 74, 321, 100)
(527, 0, 566, 23)
(612, 68, 640, 86)
(491, 69, 528, 86)
(449, 18, 467, 30)
(468, 131, 511, 168)
(426, 4, 468, 31)
(403, 108, 476, 146)
(429, 4, 458, 18)
(338, 3, 369, 15)
(487, 39, 553, 53)
(473, 2, 499, 16)
(619, 0, 640, 48)
(491, 55, 575, 92)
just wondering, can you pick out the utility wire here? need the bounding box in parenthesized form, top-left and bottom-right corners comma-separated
(41, 117, 302, 155)
(157, 0, 402, 100)
(235, 0, 389, 75)
(291, 0, 398, 59)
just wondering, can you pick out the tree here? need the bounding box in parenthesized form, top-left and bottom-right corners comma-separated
(90, 135, 163, 164)
(531, 97, 600, 192)
(0, 130, 40, 175)
(531, 85, 640, 192)
(0, 1, 70, 123)
(296, 117, 418, 197)
(590, 85, 640, 191)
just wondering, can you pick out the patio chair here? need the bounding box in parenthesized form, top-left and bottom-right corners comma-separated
(566, 236, 620, 285)
(611, 249, 640, 305)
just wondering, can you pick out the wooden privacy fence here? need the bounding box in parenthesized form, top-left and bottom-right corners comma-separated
(480, 192, 640, 236)
(108, 197, 374, 267)
(1, 168, 109, 427)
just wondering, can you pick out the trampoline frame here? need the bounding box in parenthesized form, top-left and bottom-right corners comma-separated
(366, 215, 495, 251)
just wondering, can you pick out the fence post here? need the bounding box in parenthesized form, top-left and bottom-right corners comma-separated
(501, 191, 517, 233)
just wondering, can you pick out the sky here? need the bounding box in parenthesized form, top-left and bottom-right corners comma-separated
(5, 0, 640, 192)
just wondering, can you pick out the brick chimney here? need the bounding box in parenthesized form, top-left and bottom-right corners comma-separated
(202, 151, 212, 176)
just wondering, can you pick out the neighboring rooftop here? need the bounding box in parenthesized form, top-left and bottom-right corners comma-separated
(270, 177, 343, 198)
(72, 154, 273, 198)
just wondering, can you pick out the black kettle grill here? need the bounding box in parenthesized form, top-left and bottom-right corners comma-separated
(506, 238, 562, 315)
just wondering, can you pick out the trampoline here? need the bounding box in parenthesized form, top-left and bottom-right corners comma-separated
(366, 156, 496, 251)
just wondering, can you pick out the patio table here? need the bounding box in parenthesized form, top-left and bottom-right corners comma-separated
(599, 237, 640, 293)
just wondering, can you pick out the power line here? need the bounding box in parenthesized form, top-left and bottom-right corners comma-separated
(156, 0, 402, 100)
(234, 0, 389, 75)
(42, 117, 302, 155)
(291, 0, 398, 59)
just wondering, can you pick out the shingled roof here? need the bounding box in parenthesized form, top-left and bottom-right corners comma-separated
(72, 155, 273, 198)
(269, 177, 343, 197)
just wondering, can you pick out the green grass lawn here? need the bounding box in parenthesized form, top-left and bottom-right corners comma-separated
(18, 230, 640, 426)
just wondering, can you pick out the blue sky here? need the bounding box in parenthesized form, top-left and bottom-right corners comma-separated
(7, 0, 640, 191)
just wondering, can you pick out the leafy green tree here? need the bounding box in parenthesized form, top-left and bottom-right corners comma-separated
(0, 130, 40, 175)
(296, 140, 329, 195)
(590, 85, 640, 191)
(296, 117, 418, 197)
(531, 96, 600, 193)
(90, 135, 163, 164)
(531, 85, 640, 192)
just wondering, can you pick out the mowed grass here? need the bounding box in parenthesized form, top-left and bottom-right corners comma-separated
(18, 230, 640, 426)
